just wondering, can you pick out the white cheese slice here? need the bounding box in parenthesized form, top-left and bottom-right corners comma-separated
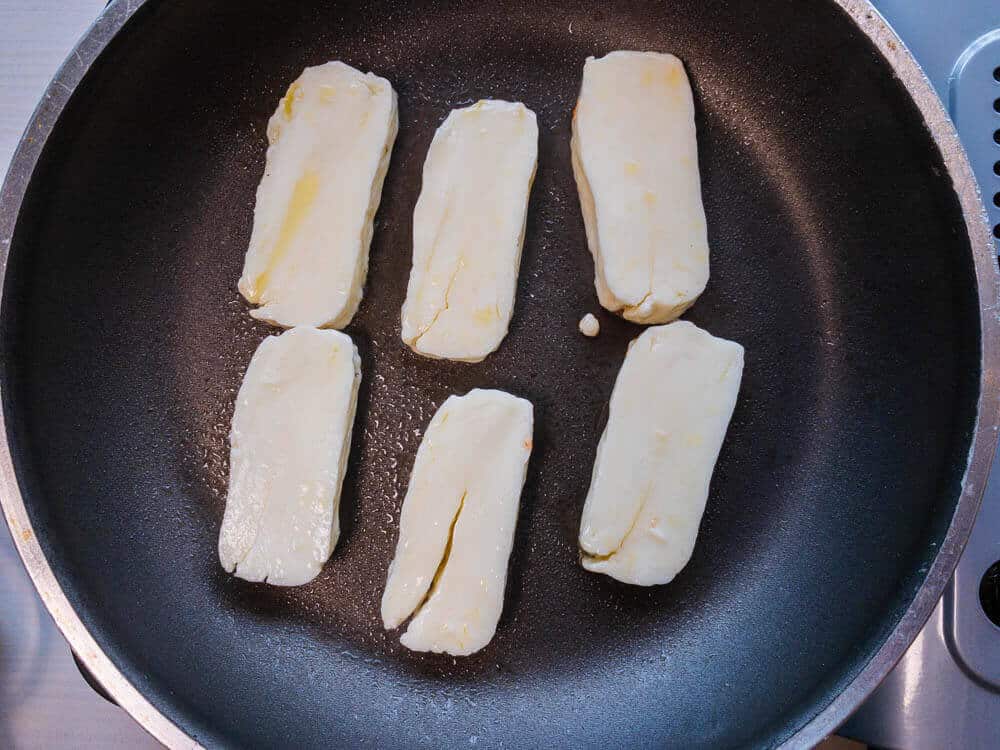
(401, 100, 538, 362)
(579, 321, 742, 585)
(381, 389, 533, 655)
(239, 61, 398, 329)
(571, 51, 709, 325)
(218, 327, 361, 586)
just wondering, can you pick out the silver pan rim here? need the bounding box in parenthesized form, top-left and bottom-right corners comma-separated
(0, 1, 996, 747)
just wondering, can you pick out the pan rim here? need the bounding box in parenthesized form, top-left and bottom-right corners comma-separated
(0, 0, 996, 747)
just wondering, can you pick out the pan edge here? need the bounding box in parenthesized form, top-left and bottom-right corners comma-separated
(0, 1, 995, 748)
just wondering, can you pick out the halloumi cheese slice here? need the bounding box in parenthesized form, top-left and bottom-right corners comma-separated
(401, 100, 538, 362)
(580, 321, 742, 586)
(381, 389, 533, 655)
(571, 51, 709, 325)
(218, 326, 361, 586)
(239, 61, 398, 329)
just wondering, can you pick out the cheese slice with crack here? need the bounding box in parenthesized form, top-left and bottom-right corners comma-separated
(580, 321, 742, 585)
(401, 100, 538, 362)
(571, 51, 709, 324)
(218, 327, 361, 586)
(381, 389, 533, 655)
(239, 61, 398, 329)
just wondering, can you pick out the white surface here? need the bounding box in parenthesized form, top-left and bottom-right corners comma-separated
(240, 62, 398, 329)
(381, 389, 533, 655)
(579, 322, 743, 586)
(0, 1, 162, 747)
(401, 100, 537, 362)
(219, 327, 361, 586)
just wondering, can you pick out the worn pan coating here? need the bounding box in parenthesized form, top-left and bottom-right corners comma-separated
(1, 0, 997, 748)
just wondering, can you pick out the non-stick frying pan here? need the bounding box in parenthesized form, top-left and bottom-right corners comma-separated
(1, 0, 997, 747)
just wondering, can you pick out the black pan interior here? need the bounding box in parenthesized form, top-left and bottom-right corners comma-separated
(0, 0, 981, 747)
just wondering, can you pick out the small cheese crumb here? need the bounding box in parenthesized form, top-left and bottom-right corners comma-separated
(579, 313, 600, 337)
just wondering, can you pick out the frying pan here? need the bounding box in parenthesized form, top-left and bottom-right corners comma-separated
(1, 0, 997, 747)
